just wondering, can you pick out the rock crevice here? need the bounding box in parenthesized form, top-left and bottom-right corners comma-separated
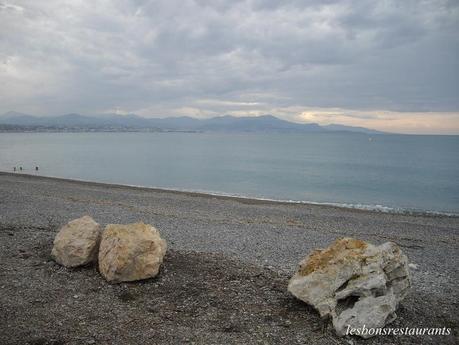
(288, 238, 411, 338)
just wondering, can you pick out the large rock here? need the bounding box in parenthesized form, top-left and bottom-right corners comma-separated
(288, 238, 410, 338)
(51, 216, 102, 267)
(98, 222, 167, 283)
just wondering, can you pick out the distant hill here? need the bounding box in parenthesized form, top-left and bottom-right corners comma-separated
(0, 111, 385, 134)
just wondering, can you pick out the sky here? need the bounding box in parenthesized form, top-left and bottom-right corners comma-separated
(0, 0, 458, 134)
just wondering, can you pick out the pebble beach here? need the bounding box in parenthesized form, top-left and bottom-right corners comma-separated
(0, 172, 458, 344)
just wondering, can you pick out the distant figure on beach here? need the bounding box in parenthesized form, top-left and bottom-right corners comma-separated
(35, 166, 39, 171)
(13, 167, 16, 172)
(19, 166, 23, 171)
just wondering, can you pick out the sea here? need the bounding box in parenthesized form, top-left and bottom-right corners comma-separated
(1, 132, 458, 215)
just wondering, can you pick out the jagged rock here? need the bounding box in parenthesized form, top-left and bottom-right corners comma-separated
(98, 222, 167, 283)
(288, 238, 410, 338)
(51, 216, 102, 267)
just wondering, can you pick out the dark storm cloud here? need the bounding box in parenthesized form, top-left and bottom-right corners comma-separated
(0, 0, 458, 132)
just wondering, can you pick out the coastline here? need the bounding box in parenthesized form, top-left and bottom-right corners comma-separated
(1, 171, 456, 217)
(1, 172, 458, 344)
(1, 171, 457, 272)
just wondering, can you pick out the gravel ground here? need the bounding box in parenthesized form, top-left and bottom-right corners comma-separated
(0, 172, 458, 344)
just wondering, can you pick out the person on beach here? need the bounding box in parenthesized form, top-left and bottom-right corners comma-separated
(35, 166, 39, 171)
(13, 167, 16, 172)
(19, 166, 22, 171)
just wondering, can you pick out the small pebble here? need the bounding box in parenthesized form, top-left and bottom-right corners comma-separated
(408, 263, 419, 270)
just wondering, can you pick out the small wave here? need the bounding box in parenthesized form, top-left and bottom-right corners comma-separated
(3, 171, 458, 217)
(126, 186, 458, 217)
(299, 201, 458, 217)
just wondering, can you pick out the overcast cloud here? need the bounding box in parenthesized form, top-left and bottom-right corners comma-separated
(1, 0, 458, 133)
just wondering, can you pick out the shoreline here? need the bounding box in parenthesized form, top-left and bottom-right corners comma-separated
(1, 169, 458, 280)
(1, 171, 456, 218)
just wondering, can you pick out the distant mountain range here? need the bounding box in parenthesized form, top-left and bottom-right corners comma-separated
(0, 111, 384, 134)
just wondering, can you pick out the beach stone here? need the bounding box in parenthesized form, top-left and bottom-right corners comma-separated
(288, 238, 410, 338)
(51, 216, 102, 267)
(98, 222, 167, 283)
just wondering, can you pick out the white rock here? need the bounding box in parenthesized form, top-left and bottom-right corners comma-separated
(98, 222, 167, 283)
(288, 238, 411, 338)
(408, 263, 418, 270)
(51, 216, 102, 267)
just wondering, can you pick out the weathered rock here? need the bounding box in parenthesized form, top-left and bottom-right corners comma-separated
(98, 222, 167, 283)
(51, 216, 102, 267)
(288, 238, 410, 338)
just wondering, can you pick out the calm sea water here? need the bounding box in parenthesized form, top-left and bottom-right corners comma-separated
(1, 132, 458, 214)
